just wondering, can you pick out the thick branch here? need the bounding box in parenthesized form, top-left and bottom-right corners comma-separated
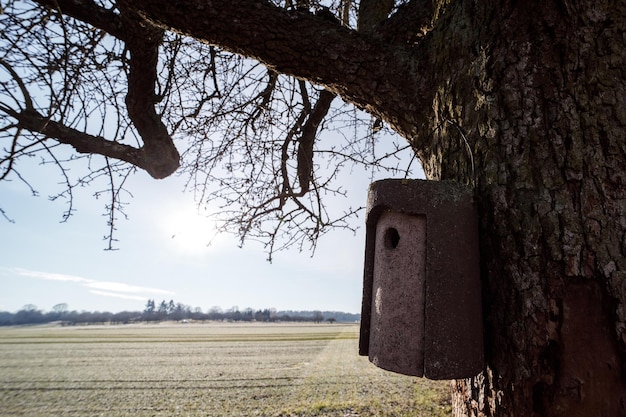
(297, 89, 335, 194)
(378, 0, 437, 44)
(124, 0, 433, 140)
(118, 8, 181, 178)
(357, 0, 394, 33)
(10, 109, 146, 169)
(33, 0, 125, 40)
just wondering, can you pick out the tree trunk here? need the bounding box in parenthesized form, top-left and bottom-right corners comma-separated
(413, 1, 626, 415)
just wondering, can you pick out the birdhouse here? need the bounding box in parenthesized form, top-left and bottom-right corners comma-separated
(359, 179, 484, 380)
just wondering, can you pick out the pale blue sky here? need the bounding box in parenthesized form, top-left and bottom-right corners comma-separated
(1, 132, 421, 315)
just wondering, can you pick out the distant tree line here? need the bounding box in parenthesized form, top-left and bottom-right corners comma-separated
(0, 301, 360, 326)
(0, 303, 142, 326)
(142, 300, 359, 324)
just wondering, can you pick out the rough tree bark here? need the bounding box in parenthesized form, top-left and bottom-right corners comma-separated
(5, 0, 626, 415)
(418, 2, 626, 416)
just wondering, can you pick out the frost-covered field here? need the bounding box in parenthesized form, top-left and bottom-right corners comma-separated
(0, 323, 450, 416)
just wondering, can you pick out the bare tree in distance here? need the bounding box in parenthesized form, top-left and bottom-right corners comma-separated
(1, 0, 625, 415)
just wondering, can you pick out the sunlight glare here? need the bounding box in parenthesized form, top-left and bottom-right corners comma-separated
(161, 207, 223, 254)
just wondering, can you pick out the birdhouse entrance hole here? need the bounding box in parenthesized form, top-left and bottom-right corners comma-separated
(384, 227, 400, 249)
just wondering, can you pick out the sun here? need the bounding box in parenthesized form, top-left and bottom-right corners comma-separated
(161, 207, 219, 254)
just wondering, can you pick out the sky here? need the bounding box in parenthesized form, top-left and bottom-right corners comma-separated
(1, 131, 422, 315)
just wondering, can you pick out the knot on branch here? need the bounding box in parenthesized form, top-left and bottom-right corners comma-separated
(141, 141, 181, 179)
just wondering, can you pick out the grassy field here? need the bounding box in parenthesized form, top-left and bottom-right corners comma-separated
(0, 322, 451, 416)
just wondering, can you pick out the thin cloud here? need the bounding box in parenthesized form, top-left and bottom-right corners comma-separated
(86, 281, 174, 295)
(14, 268, 94, 283)
(13, 267, 174, 300)
(89, 290, 149, 301)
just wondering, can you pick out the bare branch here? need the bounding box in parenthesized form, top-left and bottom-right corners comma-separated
(0, 60, 34, 111)
(40, 139, 76, 222)
(297, 89, 335, 193)
(33, 0, 125, 40)
(8, 108, 147, 170)
(0, 127, 22, 181)
(101, 157, 132, 250)
(0, 207, 15, 224)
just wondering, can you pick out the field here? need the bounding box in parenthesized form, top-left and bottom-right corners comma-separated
(0, 323, 451, 416)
